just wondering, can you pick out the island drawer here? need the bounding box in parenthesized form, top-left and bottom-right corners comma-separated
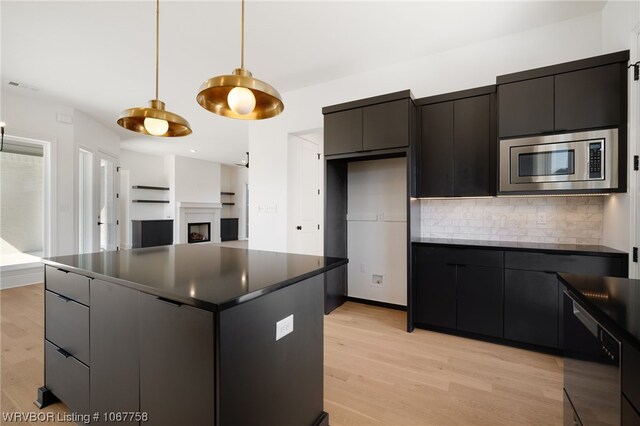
(45, 340, 89, 414)
(45, 266, 90, 306)
(504, 252, 624, 276)
(413, 246, 503, 268)
(45, 290, 89, 365)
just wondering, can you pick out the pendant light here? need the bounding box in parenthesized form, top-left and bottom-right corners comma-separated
(117, 0, 191, 137)
(196, 0, 284, 120)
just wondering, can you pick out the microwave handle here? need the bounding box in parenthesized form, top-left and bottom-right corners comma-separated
(572, 299, 598, 337)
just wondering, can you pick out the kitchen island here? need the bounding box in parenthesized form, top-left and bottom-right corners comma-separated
(36, 243, 347, 426)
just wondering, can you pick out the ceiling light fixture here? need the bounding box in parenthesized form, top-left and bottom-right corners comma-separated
(196, 0, 284, 120)
(117, 0, 191, 137)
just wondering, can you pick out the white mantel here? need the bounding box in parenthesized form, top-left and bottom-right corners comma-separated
(177, 202, 223, 244)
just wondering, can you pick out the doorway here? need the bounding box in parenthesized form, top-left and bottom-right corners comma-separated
(287, 132, 322, 256)
(0, 134, 53, 287)
(95, 152, 119, 252)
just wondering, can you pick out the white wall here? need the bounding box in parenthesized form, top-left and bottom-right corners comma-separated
(1, 91, 121, 258)
(600, 1, 640, 266)
(120, 150, 171, 220)
(249, 11, 604, 252)
(220, 164, 248, 239)
(347, 158, 407, 306)
(173, 156, 221, 204)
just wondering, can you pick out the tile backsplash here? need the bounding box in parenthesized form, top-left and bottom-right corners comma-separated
(420, 196, 603, 245)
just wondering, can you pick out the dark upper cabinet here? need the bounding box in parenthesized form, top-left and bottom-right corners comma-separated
(457, 265, 503, 338)
(555, 63, 622, 131)
(362, 99, 410, 151)
(418, 88, 495, 197)
(497, 51, 629, 138)
(324, 108, 362, 156)
(504, 269, 559, 348)
(454, 95, 493, 196)
(323, 91, 413, 156)
(498, 76, 554, 138)
(419, 102, 454, 197)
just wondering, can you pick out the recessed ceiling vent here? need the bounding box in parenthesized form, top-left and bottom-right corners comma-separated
(7, 80, 39, 91)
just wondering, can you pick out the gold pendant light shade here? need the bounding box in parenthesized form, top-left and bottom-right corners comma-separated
(196, 0, 283, 120)
(197, 68, 283, 120)
(116, 0, 192, 137)
(117, 100, 192, 137)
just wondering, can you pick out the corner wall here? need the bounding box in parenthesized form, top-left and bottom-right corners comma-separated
(249, 11, 604, 252)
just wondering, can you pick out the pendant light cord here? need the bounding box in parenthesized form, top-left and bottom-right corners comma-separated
(155, 0, 160, 100)
(240, 0, 245, 69)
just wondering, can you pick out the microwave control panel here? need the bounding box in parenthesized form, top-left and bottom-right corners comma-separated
(589, 141, 603, 179)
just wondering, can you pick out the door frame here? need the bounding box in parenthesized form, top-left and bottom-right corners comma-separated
(94, 150, 120, 252)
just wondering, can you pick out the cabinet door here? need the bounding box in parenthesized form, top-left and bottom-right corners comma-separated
(419, 102, 454, 197)
(454, 95, 492, 196)
(504, 269, 559, 348)
(363, 99, 409, 151)
(414, 253, 456, 328)
(90, 279, 139, 424)
(498, 76, 554, 138)
(457, 265, 503, 338)
(139, 293, 215, 426)
(140, 222, 159, 248)
(324, 108, 363, 155)
(555, 63, 622, 131)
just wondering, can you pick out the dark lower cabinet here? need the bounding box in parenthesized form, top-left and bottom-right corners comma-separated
(457, 266, 503, 338)
(325, 264, 347, 315)
(504, 270, 559, 348)
(414, 259, 456, 329)
(90, 280, 139, 424)
(623, 396, 640, 426)
(139, 292, 215, 426)
(132, 219, 173, 248)
(221, 218, 239, 241)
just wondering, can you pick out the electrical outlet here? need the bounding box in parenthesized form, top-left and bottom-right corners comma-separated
(537, 212, 547, 225)
(371, 274, 383, 286)
(275, 314, 294, 341)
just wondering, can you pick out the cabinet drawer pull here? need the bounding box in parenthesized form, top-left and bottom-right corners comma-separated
(56, 348, 72, 359)
(156, 297, 183, 307)
(56, 293, 72, 303)
(543, 271, 557, 275)
(446, 263, 457, 266)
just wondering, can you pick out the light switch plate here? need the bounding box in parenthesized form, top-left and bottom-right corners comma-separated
(276, 314, 294, 341)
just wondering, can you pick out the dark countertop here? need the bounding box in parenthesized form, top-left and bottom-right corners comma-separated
(559, 273, 640, 349)
(412, 237, 627, 256)
(43, 243, 347, 312)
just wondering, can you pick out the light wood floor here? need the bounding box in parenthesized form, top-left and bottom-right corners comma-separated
(1, 285, 562, 425)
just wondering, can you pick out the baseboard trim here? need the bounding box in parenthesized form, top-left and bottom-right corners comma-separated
(347, 296, 407, 311)
(0, 266, 43, 289)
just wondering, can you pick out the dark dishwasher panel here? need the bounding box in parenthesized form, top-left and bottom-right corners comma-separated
(563, 292, 620, 426)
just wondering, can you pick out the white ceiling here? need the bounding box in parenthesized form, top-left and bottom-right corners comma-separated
(1, 1, 606, 165)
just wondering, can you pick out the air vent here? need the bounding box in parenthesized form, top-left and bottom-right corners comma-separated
(7, 80, 39, 91)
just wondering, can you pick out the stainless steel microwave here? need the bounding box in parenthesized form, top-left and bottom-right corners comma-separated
(499, 129, 618, 193)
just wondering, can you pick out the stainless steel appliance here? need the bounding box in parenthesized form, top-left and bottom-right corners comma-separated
(563, 292, 620, 426)
(499, 129, 618, 192)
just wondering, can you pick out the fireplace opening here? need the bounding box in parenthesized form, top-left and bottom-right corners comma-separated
(188, 222, 211, 243)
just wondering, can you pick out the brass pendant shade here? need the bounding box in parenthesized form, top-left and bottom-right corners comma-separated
(197, 68, 283, 120)
(117, 100, 192, 137)
(196, 0, 284, 120)
(116, 0, 191, 137)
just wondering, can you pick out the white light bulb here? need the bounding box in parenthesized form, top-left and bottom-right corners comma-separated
(227, 87, 256, 115)
(144, 117, 169, 136)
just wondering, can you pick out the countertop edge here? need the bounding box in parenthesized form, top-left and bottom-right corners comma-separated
(42, 258, 348, 313)
(411, 239, 627, 257)
(558, 273, 640, 351)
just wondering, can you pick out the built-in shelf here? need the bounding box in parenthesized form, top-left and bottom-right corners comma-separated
(132, 200, 170, 204)
(221, 191, 235, 195)
(222, 202, 235, 206)
(132, 185, 170, 191)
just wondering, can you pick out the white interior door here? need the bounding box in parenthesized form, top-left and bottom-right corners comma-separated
(636, 31, 640, 278)
(287, 135, 321, 255)
(95, 153, 119, 252)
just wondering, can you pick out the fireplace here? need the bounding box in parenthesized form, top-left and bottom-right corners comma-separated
(188, 222, 211, 243)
